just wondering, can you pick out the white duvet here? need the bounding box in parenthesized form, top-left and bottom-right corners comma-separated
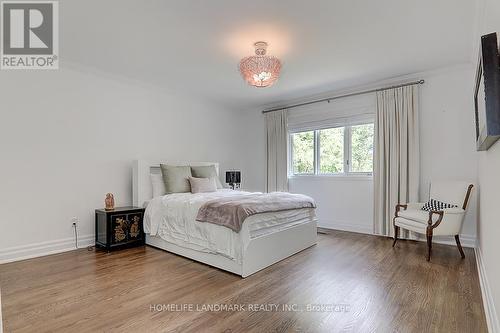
(144, 189, 315, 263)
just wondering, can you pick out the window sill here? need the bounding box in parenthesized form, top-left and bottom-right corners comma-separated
(288, 174, 373, 181)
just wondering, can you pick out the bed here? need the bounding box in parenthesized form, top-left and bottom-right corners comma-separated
(132, 160, 317, 277)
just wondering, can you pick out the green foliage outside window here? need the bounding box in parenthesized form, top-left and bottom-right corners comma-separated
(319, 127, 344, 173)
(291, 131, 314, 174)
(291, 122, 374, 175)
(351, 124, 374, 173)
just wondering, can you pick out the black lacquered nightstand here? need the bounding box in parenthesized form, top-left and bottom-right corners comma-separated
(95, 206, 145, 251)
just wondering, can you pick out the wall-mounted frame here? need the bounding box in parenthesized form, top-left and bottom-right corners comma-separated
(474, 32, 500, 151)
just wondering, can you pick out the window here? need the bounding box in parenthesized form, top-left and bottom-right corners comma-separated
(350, 123, 374, 173)
(291, 131, 314, 174)
(319, 127, 344, 173)
(290, 122, 374, 176)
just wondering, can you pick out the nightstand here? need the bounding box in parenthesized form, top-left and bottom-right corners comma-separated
(95, 206, 145, 251)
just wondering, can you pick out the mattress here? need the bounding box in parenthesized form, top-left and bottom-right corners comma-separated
(144, 189, 315, 263)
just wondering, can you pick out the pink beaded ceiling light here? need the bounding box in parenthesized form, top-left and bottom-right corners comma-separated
(239, 41, 281, 88)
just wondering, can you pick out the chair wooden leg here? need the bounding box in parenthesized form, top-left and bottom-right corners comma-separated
(426, 228, 433, 261)
(392, 225, 399, 247)
(455, 235, 465, 259)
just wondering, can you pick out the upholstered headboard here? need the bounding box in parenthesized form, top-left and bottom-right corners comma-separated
(132, 160, 219, 207)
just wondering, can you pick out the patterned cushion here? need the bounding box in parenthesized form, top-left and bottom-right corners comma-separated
(422, 198, 457, 212)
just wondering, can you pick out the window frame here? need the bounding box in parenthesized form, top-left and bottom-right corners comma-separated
(348, 122, 375, 175)
(289, 120, 374, 178)
(289, 129, 316, 176)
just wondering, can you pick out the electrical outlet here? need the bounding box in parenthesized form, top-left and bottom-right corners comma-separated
(71, 216, 78, 226)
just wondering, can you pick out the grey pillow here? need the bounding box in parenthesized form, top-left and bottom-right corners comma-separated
(188, 177, 217, 193)
(191, 165, 223, 189)
(160, 164, 192, 193)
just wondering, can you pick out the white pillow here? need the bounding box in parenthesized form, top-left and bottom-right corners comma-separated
(151, 173, 167, 197)
(188, 176, 217, 193)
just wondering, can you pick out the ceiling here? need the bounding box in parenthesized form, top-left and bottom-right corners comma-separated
(62, 0, 477, 110)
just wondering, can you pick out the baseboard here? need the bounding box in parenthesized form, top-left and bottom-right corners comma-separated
(0, 286, 3, 333)
(475, 247, 500, 333)
(413, 234, 476, 248)
(318, 220, 372, 235)
(318, 220, 476, 248)
(0, 235, 94, 264)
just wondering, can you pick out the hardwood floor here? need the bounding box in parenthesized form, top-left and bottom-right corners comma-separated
(0, 231, 487, 333)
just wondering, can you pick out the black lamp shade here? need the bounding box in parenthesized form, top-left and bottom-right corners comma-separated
(225, 171, 241, 183)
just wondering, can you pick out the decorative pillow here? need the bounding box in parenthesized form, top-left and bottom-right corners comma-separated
(150, 173, 166, 197)
(188, 176, 217, 193)
(422, 198, 458, 212)
(190, 165, 223, 189)
(160, 164, 192, 193)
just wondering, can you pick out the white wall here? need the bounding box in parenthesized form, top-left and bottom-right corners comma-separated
(290, 176, 373, 234)
(0, 64, 264, 262)
(419, 66, 478, 245)
(475, 0, 500, 330)
(478, 138, 500, 333)
(288, 65, 478, 246)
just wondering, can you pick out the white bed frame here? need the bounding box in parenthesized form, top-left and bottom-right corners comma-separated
(132, 160, 317, 278)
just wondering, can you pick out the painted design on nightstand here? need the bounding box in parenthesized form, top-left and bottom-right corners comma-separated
(130, 216, 140, 238)
(113, 217, 129, 243)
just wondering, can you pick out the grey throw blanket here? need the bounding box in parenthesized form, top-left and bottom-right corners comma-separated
(196, 192, 316, 232)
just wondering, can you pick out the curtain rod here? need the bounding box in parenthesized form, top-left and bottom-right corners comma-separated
(261, 79, 425, 114)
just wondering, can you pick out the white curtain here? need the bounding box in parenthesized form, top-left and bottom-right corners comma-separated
(266, 109, 288, 192)
(374, 85, 420, 237)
